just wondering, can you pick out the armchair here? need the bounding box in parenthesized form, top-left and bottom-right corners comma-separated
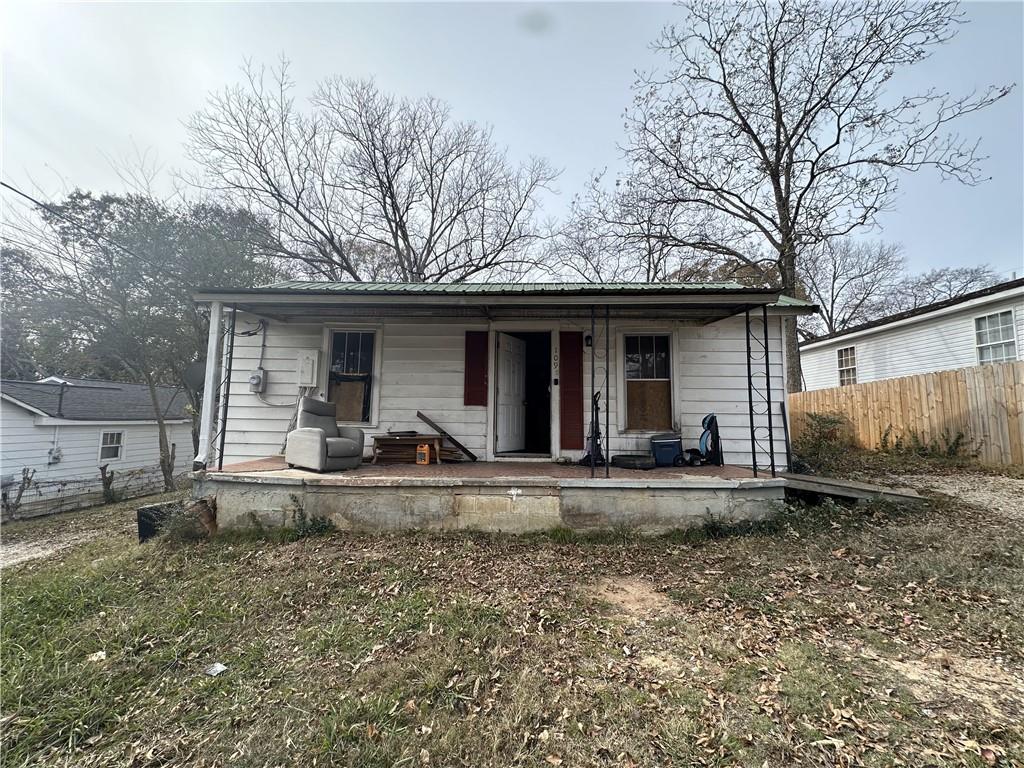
(285, 397, 365, 471)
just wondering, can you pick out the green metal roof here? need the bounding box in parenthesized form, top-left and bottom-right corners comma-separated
(773, 294, 815, 308)
(262, 280, 754, 294)
(249, 281, 813, 307)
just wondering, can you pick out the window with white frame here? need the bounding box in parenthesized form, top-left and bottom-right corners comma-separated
(99, 431, 124, 461)
(328, 330, 376, 422)
(623, 334, 672, 430)
(837, 346, 857, 386)
(975, 310, 1017, 364)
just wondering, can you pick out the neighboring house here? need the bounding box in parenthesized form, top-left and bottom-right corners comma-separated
(1, 377, 193, 518)
(800, 278, 1024, 391)
(191, 282, 814, 473)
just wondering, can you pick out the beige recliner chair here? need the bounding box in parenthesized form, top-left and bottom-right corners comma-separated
(285, 397, 365, 472)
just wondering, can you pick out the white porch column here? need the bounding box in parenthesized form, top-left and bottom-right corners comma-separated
(193, 301, 223, 470)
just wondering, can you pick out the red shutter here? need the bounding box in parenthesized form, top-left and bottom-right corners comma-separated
(559, 331, 584, 450)
(464, 331, 489, 406)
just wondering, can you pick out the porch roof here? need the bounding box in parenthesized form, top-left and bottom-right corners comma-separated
(194, 281, 815, 322)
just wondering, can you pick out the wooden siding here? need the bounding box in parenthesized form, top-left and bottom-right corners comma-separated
(789, 361, 1024, 466)
(0, 400, 193, 514)
(801, 295, 1024, 391)
(221, 313, 790, 470)
(221, 317, 490, 465)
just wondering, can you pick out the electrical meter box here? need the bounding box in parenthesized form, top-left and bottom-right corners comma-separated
(296, 350, 319, 387)
(248, 367, 266, 393)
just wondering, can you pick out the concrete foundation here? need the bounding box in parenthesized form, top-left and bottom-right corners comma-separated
(193, 471, 785, 534)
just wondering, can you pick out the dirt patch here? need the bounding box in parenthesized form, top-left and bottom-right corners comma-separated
(637, 652, 687, 678)
(897, 473, 1024, 520)
(868, 648, 1024, 725)
(592, 577, 677, 618)
(0, 534, 92, 569)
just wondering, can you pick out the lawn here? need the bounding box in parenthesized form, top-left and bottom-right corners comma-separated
(2, 489, 1022, 767)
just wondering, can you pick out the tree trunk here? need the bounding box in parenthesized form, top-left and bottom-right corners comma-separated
(778, 247, 804, 393)
(144, 373, 178, 491)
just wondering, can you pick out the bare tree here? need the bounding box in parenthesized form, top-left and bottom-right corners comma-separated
(186, 61, 557, 283)
(626, 0, 1013, 390)
(894, 264, 1003, 310)
(801, 239, 905, 336)
(544, 171, 720, 283)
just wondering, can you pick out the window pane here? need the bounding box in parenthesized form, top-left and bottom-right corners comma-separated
(337, 335, 354, 374)
(330, 331, 375, 421)
(625, 336, 641, 379)
(640, 335, 655, 378)
(654, 336, 669, 379)
(358, 332, 374, 374)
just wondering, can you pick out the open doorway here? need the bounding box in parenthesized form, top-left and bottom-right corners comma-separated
(495, 331, 551, 456)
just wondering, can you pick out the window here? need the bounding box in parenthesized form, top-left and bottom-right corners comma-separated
(975, 310, 1017, 364)
(99, 431, 123, 461)
(328, 330, 375, 422)
(623, 334, 672, 430)
(836, 346, 857, 386)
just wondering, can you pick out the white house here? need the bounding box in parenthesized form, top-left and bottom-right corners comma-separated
(189, 283, 816, 532)
(1, 377, 193, 518)
(800, 278, 1024, 391)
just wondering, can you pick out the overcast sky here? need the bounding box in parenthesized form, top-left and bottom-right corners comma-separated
(3, 1, 1022, 279)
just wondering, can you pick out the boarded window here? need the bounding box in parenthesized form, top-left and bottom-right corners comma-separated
(329, 331, 374, 422)
(837, 346, 857, 386)
(624, 335, 671, 431)
(975, 311, 1017, 364)
(464, 331, 489, 406)
(99, 431, 123, 461)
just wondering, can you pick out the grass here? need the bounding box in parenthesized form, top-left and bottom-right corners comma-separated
(2, 492, 1023, 767)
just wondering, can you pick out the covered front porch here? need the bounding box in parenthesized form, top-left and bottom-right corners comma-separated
(195, 457, 785, 533)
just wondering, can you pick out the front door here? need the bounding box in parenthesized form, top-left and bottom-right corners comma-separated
(496, 332, 526, 452)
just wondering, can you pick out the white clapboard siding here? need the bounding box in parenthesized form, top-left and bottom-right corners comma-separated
(220, 312, 790, 469)
(802, 293, 1024, 391)
(1, 400, 192, 514)
(220, 317, 489, 464)
(566, 314, 787, 470)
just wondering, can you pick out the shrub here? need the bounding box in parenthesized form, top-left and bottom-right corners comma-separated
(880, 425, 973, 459)
(792, 411, 854, 474)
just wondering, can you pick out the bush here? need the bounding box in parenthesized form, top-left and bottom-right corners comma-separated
(792, 411, 854, 474)
(879, 425, 972, 459)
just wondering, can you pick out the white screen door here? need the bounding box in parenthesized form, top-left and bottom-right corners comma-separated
(496, 332, 527, 452)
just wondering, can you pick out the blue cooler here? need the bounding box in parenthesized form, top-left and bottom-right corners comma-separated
(650, 433, 683, 467)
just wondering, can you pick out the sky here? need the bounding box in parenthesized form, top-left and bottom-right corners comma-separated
(2, 1, 1022, 279)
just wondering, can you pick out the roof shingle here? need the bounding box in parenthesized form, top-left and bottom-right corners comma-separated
(1, 379, 190, 421)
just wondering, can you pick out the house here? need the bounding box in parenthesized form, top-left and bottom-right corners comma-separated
(1, 377, 193, 518)
(800, 277, 1024, 391)
(191, 282, 815, 532)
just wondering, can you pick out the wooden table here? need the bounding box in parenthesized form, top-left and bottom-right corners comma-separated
(371, 434, 443, 465)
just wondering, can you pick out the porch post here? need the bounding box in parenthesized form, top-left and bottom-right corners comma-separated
(590, 304, 596, 478)
(216, 306, 237, 471)
(604, 304, 610, 478)
(194, 300, 223, 471)
(744, 309, 759, 477)
(761, 305, 777, 477)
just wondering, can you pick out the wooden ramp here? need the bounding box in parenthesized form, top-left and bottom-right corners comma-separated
(780, 472, 924, 503)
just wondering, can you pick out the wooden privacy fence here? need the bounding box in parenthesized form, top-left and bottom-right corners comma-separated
(788, 361, 1024, 466)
